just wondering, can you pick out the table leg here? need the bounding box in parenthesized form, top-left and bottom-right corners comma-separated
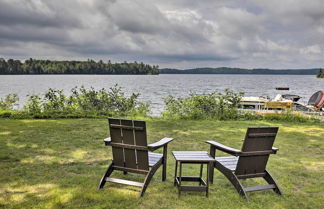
(206, 163, 209, 197)
(174, 161, 178, 186)
(179, 162, 182, 196)
(199, 163, 203, 186)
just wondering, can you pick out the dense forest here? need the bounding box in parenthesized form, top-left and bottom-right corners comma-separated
(160, 67, 321, 75)
(0, 58, 159, 75)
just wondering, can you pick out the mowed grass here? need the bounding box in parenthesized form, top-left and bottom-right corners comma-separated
(0, 119, 323, 209)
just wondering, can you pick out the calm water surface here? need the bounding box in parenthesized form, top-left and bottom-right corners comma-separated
(1, 74, 323, 114)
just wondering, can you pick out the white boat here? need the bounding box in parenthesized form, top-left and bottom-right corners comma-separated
(240, 96, 269, 110)
(240, 91, 323, 113)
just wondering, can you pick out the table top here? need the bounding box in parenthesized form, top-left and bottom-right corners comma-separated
(172, 151, 215, 162)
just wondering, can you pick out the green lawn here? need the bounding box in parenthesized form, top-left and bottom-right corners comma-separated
(0, 119, 323, 209)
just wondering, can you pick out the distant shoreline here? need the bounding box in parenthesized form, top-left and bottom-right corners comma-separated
(0, 57, 321, 75)
(0, 73, 319, 76)
(159, 67, 321, 75)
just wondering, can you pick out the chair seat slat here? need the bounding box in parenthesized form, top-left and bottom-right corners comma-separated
(244, 184, 276, 192)
(148, 152, 163, 166)
(105, 177, 144, 187)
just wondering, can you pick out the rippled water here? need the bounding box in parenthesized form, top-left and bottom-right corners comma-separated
(1, 74, 323, 114)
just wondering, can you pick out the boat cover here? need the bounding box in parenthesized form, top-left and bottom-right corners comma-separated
(308, 91, 323, 106)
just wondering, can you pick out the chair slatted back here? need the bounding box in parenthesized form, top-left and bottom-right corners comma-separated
(109, 118, 149, 171)
(235, 127, 278, 177)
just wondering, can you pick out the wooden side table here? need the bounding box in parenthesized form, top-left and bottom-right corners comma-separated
(172, 151, 215, 197)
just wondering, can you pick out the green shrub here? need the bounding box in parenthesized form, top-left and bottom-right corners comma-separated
(0, 85, 149, 119)
(0, 110, 12, 118)
(0, 110, 30, 119)
(0, 94, 18, 110)
(162, 89, 244, 120)
(66, 85, 149, 116)
(9, 111, 31, 119)
(43, 89, 67, 112)
(23, 94, 43, 114)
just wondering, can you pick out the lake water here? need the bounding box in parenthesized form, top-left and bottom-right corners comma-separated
(0, 74, 323, 115)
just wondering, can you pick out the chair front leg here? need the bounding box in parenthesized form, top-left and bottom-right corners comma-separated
(209, 145, 216, 183)
(98, 163, 114, 189)
(141, 159, 161, 197)
(162, 144, 168, 181)
(264, 170, 282, 195)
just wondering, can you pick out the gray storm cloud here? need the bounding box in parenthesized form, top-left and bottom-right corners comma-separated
(0, 0, 323, 69)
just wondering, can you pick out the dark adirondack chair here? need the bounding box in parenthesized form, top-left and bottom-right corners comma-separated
(207, 127, 282, 199)
(98, 118, 173, 197)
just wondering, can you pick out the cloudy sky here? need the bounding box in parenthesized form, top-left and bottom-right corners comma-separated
(1, 0, 324, 69)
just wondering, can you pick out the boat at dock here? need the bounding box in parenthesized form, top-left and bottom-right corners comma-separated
(241, 94, 294, 110)
(239, 96, 269, 110)
(275, 87, 289, 90)
(240, 90, 324, 113)
(281, 94, 301, 102)
(308, 91, 324, 110)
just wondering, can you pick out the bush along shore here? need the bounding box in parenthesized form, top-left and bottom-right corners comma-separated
(0, 85, 149, 119)
(317, 69, 324, 78)
(0, 85, 319, 122)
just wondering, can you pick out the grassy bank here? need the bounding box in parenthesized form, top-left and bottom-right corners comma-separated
(0, 119, 323, 208)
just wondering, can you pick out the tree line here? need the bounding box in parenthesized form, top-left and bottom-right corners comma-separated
(0, 58, 159, 75)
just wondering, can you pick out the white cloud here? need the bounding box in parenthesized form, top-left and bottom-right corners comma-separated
(0, 0, 323, 68)
(300, 45, 321, 55)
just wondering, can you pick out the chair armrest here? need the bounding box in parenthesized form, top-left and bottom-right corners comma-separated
(148, 137, 173, 151)
(272, 147, 279, 154)
(104, 137, 111, 146)
(206, 140, 241, 156)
